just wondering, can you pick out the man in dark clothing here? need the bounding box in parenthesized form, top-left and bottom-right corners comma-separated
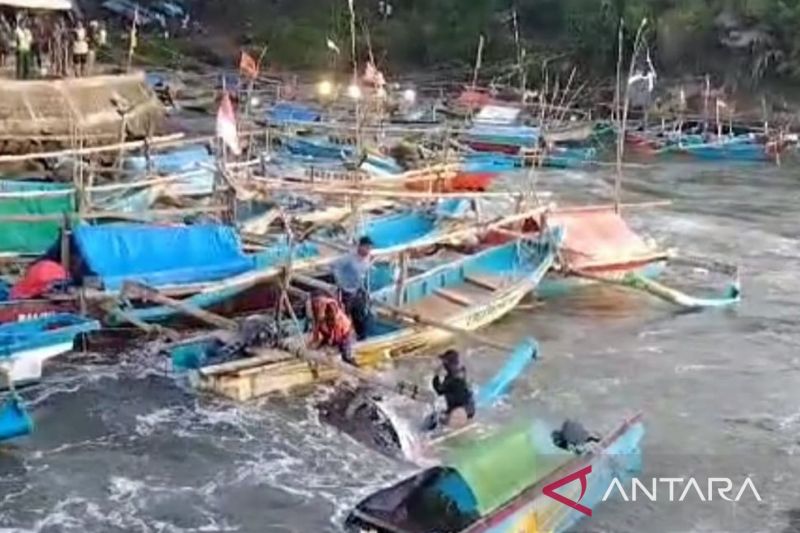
(431, 350, 475, 429)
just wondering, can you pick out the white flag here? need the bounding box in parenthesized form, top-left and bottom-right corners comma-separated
(326, 38, 340, 54)
(216, 92, 241, 155)
(717, 99, 728, 109)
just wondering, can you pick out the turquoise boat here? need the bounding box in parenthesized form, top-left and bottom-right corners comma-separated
(0, 314, 100, 387)
(166, 231, 561, 400)
(345, 414, 644, 532)
(659, 134, 774, 162)
(105, 204, 469, 325)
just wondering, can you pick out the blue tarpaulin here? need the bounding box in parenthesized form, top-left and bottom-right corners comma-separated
(73, 224, 254, 290)
(124, 144, 215, 196)
(265, 102, 321, 124)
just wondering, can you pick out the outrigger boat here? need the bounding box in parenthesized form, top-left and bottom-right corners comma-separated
(486, 204, 741, 308)
(344, 414, 644, 533)
(166, 230, 561, 400)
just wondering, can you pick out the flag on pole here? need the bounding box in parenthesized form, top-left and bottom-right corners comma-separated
(216, 92, 241, 155)
(363, 62, 386, 89)
(130, 8, 138, 49)
(239, 50, 259, 79)
(716, 99, 728, 108)
(326, 38, 341, 54)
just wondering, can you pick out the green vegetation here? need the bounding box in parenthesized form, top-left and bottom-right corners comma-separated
(190, 0, 800, 84)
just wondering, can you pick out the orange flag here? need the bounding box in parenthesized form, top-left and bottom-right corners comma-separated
(239, 51, 259, 79)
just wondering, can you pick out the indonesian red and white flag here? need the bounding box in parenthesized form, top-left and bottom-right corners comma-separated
(216, 92, 241, 155)
(363, 62, 386, 88)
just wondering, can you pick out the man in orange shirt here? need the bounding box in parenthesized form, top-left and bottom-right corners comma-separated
(310, 292, 357, 366)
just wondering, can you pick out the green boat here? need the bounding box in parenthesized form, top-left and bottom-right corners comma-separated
(345, 414, 644, 532)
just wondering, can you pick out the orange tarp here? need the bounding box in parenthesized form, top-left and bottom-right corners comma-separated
(545, 208, 656, 269)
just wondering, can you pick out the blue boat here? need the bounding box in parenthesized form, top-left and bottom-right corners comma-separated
(661, 135, 773, 162)
(345, 414, 644, 533)
(105, 204, 469, 325)
(265, 102, 322, 125)
(0, 314, 100, 387)
(282, 135, 355, 160)
(166, 231, 561, 400)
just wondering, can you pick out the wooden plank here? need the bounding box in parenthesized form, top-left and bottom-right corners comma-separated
(434, 287, 473, 306)
(121, 281, 239, 331)
(465, 273, 501, 291)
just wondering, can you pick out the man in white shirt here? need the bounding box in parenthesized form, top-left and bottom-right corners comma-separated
(14, 20, 32, 79)
(72, 21, 88, 77)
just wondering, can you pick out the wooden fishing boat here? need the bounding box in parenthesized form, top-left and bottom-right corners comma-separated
(485, 205, 668, 297)
(167, 231, 560, 400)
(487, 205, 741, 308)
(664, 135, 779, 162)
(0, 314, 99, 387)
(318, 337, 539, 462)
(344, 414, 644, 533)
(105, 202, 473, 325)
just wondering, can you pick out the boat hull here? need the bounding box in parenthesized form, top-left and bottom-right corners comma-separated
(464, 418, 644, 533)
(0, 300, 71, 325)
(0, 341, 74, 387)
(193, 271, 547, 401)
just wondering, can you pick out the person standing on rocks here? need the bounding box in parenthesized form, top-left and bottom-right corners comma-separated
(14, 18, 33, 79)
(72, 21, 88, 77)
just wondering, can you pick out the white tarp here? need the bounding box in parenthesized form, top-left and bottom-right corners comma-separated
(474, 104, 521, 125)
(0, 0, 73, 9)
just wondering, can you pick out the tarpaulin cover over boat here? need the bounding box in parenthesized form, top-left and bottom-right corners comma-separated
(72, 224, 254, 290)
(434, 420, 571, 516)
(265, 102, 321, 124)
(0, 181, 74, 255)
(346, 420, 573, 531)
(124, 144, 214, 196)
(545, 207, 658, 269)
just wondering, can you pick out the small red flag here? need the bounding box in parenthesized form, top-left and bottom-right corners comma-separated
(216, 92, 241, 155)
(239, 51, 259, 79)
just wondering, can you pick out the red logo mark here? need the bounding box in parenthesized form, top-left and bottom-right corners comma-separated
(542, 465, 593, 517)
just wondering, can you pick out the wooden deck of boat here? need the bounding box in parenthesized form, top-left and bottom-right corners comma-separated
(403, 273, 509, 318)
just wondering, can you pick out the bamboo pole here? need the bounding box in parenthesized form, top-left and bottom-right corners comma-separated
(245, 178, 546, 201)
(121, 281, 239, 331)
(0, 205, 228, 223)
(0, 133, 186, 164)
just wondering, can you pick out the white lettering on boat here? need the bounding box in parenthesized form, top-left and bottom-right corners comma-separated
(602, 477, 763, 503)
(16, 311, 55, 322)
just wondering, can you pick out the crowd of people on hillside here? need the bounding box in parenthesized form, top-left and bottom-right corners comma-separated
(0, 13, 107, 79)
